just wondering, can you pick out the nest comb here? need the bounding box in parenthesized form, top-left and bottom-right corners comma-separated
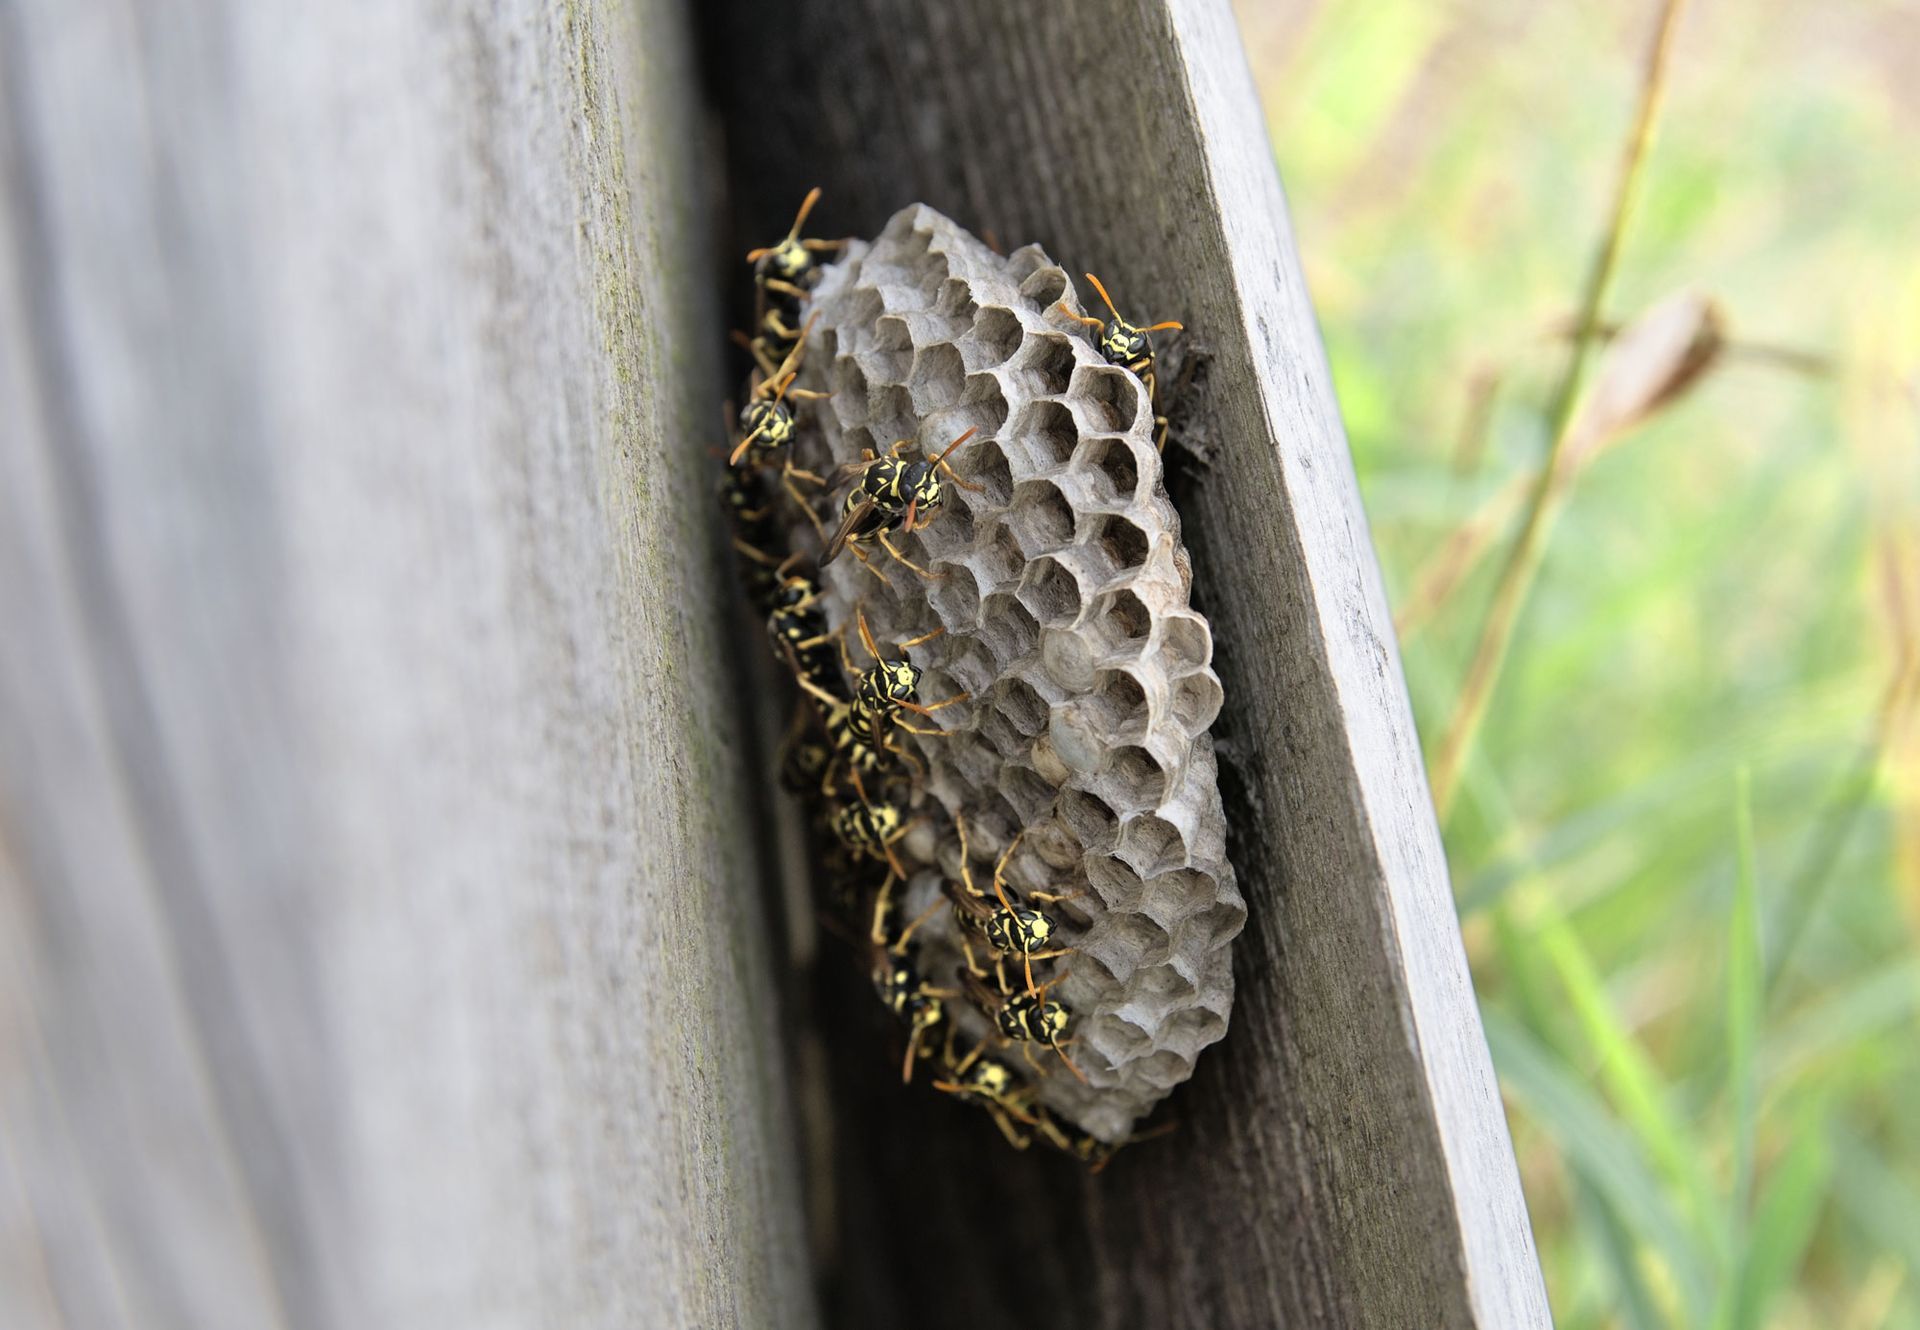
(791, 205, 1244, 1142)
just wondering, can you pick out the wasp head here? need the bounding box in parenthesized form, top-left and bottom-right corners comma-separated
(898, 460, 944, 524)
(1098, 318, 1153, 369)
(739, 398, 795, 452)
(755, 237, 814, 287)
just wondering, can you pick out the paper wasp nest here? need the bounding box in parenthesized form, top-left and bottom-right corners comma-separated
(792, 206, 1243, 1142)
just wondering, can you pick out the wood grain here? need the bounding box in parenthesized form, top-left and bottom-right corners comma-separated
(708, 0, 1553, 1325)
(0, 2, 813, 1327)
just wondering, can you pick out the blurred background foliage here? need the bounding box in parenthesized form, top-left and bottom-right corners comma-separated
(1231, 0, 1920, 1325)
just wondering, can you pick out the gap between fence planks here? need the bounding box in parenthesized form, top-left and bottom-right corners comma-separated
(707, 0, 1553, 1325)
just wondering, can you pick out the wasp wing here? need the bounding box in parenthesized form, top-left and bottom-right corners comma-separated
(822, 494, 879, 566)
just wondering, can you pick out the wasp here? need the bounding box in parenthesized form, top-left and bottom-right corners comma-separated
(779, 732, 833, 795)
(841, 606, 966, 740)
(871, 941, 958, 1084)
(829, 797, 919, 885)
(962, 968, 1085, 1084)
(719, 464, 792, 614)
(766, 565, 849, 702)
(729, 312, 826, 466)
(944, 814, 1071, 998)
(746, 187, 844, 376)
(1058, 272, 1183, 451)
(728, 319, 831, 541)
(931, 1038, 1039, 1150)
(1032, 1110, 1177, 1174)
(822, 428, 982, 584)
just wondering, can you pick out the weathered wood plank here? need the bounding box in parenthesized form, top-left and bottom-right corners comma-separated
(0, 2, 812, 1327)
(709, 0, 1551, 1325)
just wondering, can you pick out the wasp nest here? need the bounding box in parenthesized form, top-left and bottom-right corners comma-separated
(786, 206, 1244, 1142)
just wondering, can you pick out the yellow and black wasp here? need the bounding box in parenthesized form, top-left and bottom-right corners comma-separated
(962, 967, 1086, 1084)
(1058, 272, 1183, 451)
(930, 1037, 1039, 1149)
(785, 606, 960, 803)
(943, 814, 1071, 998)
(766, 564, 850, 703)
(822, 427, 981, 584)
(1032, 1109, 1177, 1173)
(841, 606, 966, 740)
(828, 796, 916, 881)
(728, 316, 831, 540)
(746, 187, 844, 376)
(720, 463, 792, 614)
(871, 940, 958, 1084)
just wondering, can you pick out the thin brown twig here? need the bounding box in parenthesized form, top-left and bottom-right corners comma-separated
(1428, 0, 1690, 818)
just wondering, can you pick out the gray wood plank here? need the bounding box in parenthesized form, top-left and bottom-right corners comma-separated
(0, 2, 813, 1327)
(709, 0, 1551, 1324)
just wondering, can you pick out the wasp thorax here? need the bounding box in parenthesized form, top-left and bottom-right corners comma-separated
(999, 994, 1069, 1044)
(966, 1057, 1018, 1099)
(858, 659, 920, 713)
(985, 904, 1055, 955)
(832, 800, 900, 854)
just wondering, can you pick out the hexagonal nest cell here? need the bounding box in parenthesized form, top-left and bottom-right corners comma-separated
(762, 205, 1244, 1145)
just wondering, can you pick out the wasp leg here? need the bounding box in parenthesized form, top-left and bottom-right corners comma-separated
(881, 733, 928, 780)
(902, 692, 968, 716)
(892, 895, 947, 952)
(1028, 888, 1087, 905)
(733, 537, 781, 567)
(869, 872, 897, 945)
(892, 718, 950, 739)
(986, 1105, 1032, 1150)
(846, 541, 894, 588)
(877, 532, 943, 580)
(747, 340, 785, 379)
(957, 932, 991, 980)
(932, 456, 986, 492)
(1052, 1041, 1090, 1085)
(781, 474, 830, 542)
(901, 1023, 928, 1085)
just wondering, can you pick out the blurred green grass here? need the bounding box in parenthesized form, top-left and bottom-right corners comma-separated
(1233, 1, 1920, 1325)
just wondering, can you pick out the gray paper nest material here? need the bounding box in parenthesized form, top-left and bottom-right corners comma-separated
(794, 205, 1244, 1141)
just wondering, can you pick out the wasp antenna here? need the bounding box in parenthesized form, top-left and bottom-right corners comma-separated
(856, 605, 883, 663)
(991, 828, 1027, 910)
(788, 186, 822, 241)
(728, 422, 768, 467)
(1143, 319, 1184, 333)
(745, 246, 771, 262)
(931, 425, 978, 468)
(1055, 1045, 1090, 1085)
(770, 369, 799, 405)
(1084, 272, 1123, 321)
